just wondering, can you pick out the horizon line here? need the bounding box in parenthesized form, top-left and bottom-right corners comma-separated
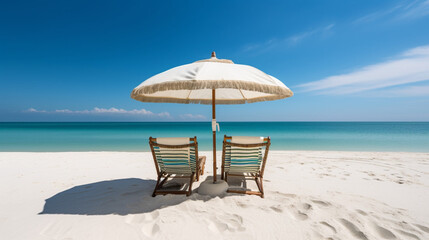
(1, 121, 429, 123)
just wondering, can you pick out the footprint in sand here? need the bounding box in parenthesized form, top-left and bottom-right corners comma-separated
(237, 202, 249, 208)
(356, 209, 367, 216)
(287, 204, 310, 220)
(273, 192, 296, 199)
(141, 223, 160, 237)
(126, 211, 160, 224)
(208, 219, 228, 233)
(319, 221, 337, 236)
(301, 203, 312, 210)
(292, 210, 308, 220)
(371, 222, 396, 239)
(339, 218, 368, 240)
(311, 200, 331, 207)
(227, 214, 245, 232)
(270, 205, 283, 213)
(125, 211, 161, 237)
(146, 211, 160, 221)
(207, 214, 246, 233)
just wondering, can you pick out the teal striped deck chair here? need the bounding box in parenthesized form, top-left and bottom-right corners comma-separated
(149, 137, 206, 197)
(221, 135, 271, 198)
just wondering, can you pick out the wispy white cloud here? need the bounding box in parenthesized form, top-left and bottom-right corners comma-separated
(243, 24, 335, 52)
(297, 45, 429, 95)
(26, 108, 46, 113)
(402, 45, 429, 56)
(25, 107, 171, 117)
(353, 0, 429, 24)
(242, 38, 277, 53)
(398, 0, 429, 19)
(286, 24, 335, 45)
(242, 39, 275, 52)
(353, 4, 404, 24)
(370, 85, 429, 97)
(179, 114, 206, 120)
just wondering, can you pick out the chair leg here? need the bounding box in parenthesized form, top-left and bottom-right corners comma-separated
(152, 174, 170, 197)
(187, 173, 195, 196)
(200, 156, 206, 175)
(152, 174, 162, 197)
(158, 174, 170, 188)
(196, 156, 206, 182)
(255, 176, 264, 198)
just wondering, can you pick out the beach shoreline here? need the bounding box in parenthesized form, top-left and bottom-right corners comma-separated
(2, 122, 429, 153)
(1, 150, 428, 239)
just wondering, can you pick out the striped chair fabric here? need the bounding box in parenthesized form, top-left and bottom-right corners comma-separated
(153, 146, 196, 175)
(224, 145, 263, 174)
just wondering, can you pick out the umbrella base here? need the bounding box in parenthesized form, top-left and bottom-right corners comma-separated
(198, 179, 228, 196)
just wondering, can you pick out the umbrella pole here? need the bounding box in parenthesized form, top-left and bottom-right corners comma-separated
(212, 89, 217, 183)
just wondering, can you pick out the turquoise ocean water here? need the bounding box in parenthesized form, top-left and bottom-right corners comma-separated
(0, 122, 428, 152)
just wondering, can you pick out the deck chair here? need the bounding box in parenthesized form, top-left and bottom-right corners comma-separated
(221, 135, 271, 198)
(149, 136, 206, 197)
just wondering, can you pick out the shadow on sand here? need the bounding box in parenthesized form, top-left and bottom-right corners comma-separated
(40, 176, 253, 216)
(40, 178, 190, 215)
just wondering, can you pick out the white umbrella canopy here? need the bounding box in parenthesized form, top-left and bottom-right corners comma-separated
(131, 52, 293, 184)
(131, 53, 293, 104)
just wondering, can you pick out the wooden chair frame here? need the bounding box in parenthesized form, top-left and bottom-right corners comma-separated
(221, 135, 271, 198)
(149, 136, 206, 197)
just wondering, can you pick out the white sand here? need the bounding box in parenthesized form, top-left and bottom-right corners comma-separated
(0, 151, 428, 240)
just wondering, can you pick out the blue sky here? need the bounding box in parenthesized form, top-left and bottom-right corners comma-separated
(1, 0, 429, 122)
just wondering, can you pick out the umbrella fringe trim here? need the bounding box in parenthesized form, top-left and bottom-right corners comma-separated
(131, 80, 293, 97)
(130, 93, 291, 105)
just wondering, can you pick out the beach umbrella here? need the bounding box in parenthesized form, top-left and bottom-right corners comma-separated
(131, 52, 293, 185)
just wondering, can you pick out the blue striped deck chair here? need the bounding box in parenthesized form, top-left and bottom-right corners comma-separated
(221, 135, 271, 198)
(149, 137, 206, 197)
